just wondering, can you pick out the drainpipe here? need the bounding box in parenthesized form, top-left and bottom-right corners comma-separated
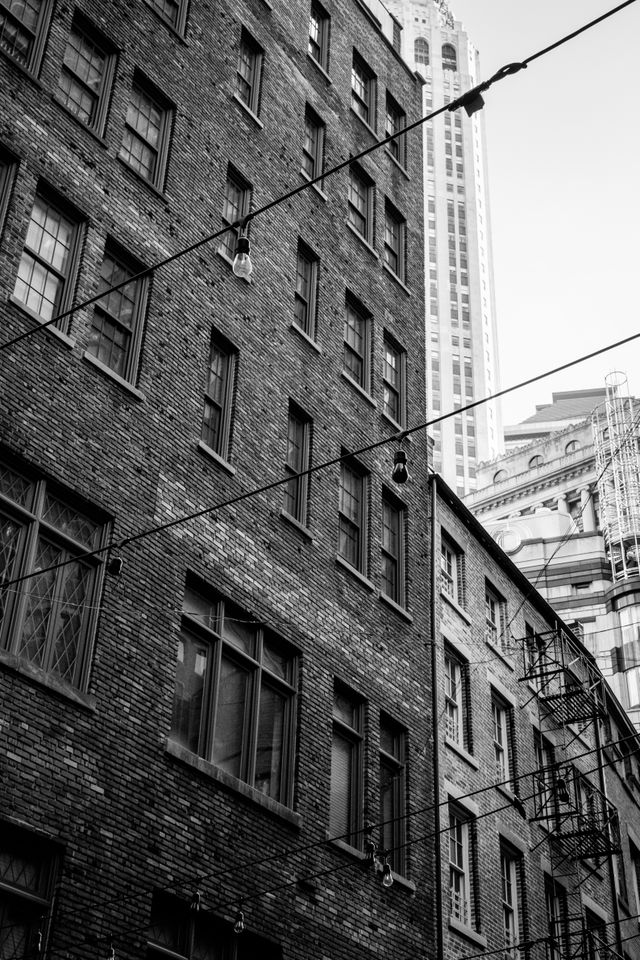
(430, 475, 444, 960)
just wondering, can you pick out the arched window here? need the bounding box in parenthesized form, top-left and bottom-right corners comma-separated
(414, 37, 429, 66)
(528, 455, 544, 469)
(493, 470, 508, 483)
(565, 440, 579, 455)
(442, 43, 457, 71)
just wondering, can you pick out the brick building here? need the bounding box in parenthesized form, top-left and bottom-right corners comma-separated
(434, 473, 640, 960)
(2, 3, 640, 960)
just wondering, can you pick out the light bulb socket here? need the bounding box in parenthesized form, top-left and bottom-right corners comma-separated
(107, 557, 123, 576)
(392, 450, 408, 484)
(236, 235, 251, 257)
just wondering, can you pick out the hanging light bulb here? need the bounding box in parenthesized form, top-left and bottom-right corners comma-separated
(190, 891, 201, 912)
(381, 857, 394, 889)
(105, 939, 115, 960)
(392, 450, 408, 484)
(232, 234, 253, 280)
(233, 909, 245, 935)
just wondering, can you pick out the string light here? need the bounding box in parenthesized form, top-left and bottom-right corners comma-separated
(233, 909, 245, 935)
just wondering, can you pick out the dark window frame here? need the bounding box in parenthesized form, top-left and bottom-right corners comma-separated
(330, 682, 364, 847)
(236, 27, 263, 117)
(55, 13, 117, 136)
(343, 294, 371, 392)
(200, 329, 238, 462)
(385, 91, 406, 168)
(308, 0, 329, 71)
(119, 72, 173, 190)
(0, 0, 53, 74)
(338, 457, 369, 575)
(283, 401, 312, 526)
(351, 49, 376, 129)
(382, 332, 406, 427)
(301, 103, 325, 183)
(347, 163, 374, 245)
(384, 197, 406, 281)
(381, 488, 406, 607)
(293, 239, 318, 338)
(379, 713, 407, 875)
(219, 165, 252, 264)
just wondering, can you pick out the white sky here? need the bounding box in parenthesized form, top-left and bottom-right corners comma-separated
(448, 0, 640, 429)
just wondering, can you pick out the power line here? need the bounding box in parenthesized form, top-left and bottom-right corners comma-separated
(1, 0, 636, 356)
(4, 325, 640, 593)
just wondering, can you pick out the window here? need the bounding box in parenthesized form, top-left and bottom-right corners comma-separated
(0, 823, 59, 960)
(351, 50, 376, 128)
(330, 684, 363, 846)
(414, 37, 429, 66)
(0, 460, 105, 689)
(293, 240, 318, 337)
(585, 910, 608, 960)
(382, 334, 405, 426)
(441, 533, 465, 606)
(283, 403, 311, 526)
(301, 105, 324, 181)
(343, 296, 370, 391)
(148, 0, 188, 33)
(56, 16, 115, 134)
(0, 0, 50, 72)
(0, 149, 16, 233)
(501, 847, 521, 959)
(444, 647, 472, 752)
(219, 167, 251, 263)
(485, 581, 507, 650)
(308, 0, 329, 71)
(533, 731, 557, 824)
(630, 842, 640, 913)
(86, 242, 148, 383)
(381, 491, 405, 606)
(385, 92, 406, 167)
(147, 891, 282, 960)
(236, 28, 263, 116)
(442, 43, 457, 71)
(545, 876, 568, 960)
(528, 454, 544, 469)
(383, 202, 405, 281)
(347, 164, 374, 245)
(449, 803, 477, 928)
(379, 715, 406, 875)
(171, 583, 298, 806)
(338, 459, 367, 573)
(200, 331, 237, 461)
(524, 622, 545, 689)
(119, 75, 172, 189)
(492, 694, 514, 785)
(13, 191, 81, 327)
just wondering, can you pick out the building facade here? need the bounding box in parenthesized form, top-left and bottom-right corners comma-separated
(385, 0, 503, 496)
(465, 383, 640, 732)
(0, 0, 436, 958)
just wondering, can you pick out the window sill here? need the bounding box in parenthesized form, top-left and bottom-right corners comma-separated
(307, 53, 332, 84)
(448, 918, 487, 948)
(0, 649, 96, 711)
(379, 592, 413, 622)
(341, 370, 377, 407)
(142, 0, 188, 41)
(217, 248, 252, 283)
(382, 261, 411, 296)
(381, 410, 409, 436)
(166, 739, 301, 828)
(385, 148, 410, 179)
(350, 106, 378, 141)
(495, 782, 519, 806)
(484, 639, 515, 671)
(441, 590, 472, 625)
(197, 440, 236, 476)
(445, 736, 479, 770)
(52, 95, 109, 145)
(290, 322, 322, 353)
(280, 509, 313, 541)
(83, 352, 145, 399)
(0, 48, 45, 88)
(232, 92, 264, 129)
(335, 555, 375, 592)
(299, 168, 328, 201)
(327, 836, 366, 860)
(8, 296, 75, 347)
(116, 155, 169, 202)
(345, 220, 379, 259)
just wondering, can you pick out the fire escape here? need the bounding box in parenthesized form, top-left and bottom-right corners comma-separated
(520, 624, 622, 960)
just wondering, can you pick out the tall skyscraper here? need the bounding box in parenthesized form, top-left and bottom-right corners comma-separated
(387, 0, 503, 495)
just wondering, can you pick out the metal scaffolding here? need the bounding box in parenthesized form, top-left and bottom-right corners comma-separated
(592, 372, 640, 582)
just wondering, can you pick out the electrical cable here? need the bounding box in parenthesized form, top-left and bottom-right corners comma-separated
(3, 325, 640, 593)
(0, 0, 636, 355)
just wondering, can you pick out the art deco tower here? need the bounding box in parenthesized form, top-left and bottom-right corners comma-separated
(387, 0, 503, 494)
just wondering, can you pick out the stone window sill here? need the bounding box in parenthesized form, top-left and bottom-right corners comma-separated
(232, 92, 264, 129)
(117, 156, 169, 203)
(345, 220, 379, 259)
(441, 590, 472, 625)
(350, 107, 378, 141)
(341, 370, 377, 407)
(379, 592, 413, 622)
(0, 649, 96, 711)
(290, 322, 322, 353)
(142, 0, 188, 41)
(445, 736, 479, 770)
(382, 261, 411, 296)
(485, 638, 515, 671)
(386, 148, 410, 179)
(300, 168, 328, 201)
(307, 53, 331, 84)
(197, 440, 236, 476)
(52, 95, 109, 145)
(83, 352, 145, 400)
(280, 510, 313, 541)
(8, 296, 75, 348)
(166, 739, 301, 828)
(448, 918, 487, 948)
(335, 555, 375, 592)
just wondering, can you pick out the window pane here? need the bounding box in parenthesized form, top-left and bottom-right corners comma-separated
(330, 730, 353, 837)
(171, 634, 208, 754)
(17, 539, 59, 670)
(212, 656, 249, 778)
(255, 683, 285, 801)
(0, 514, 21, 632)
